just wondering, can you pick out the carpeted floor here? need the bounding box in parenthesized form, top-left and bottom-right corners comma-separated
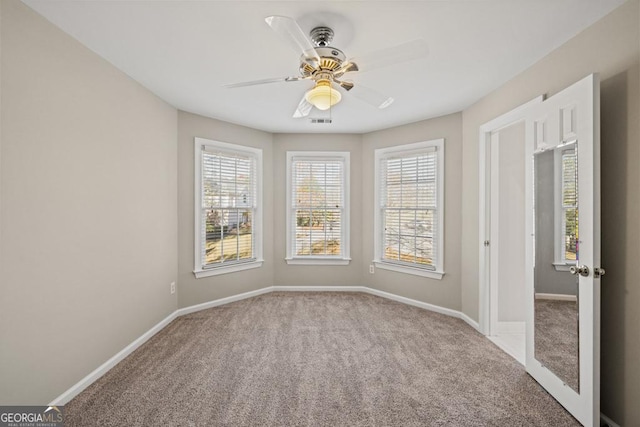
(65, 292, 579, 426)
(534, 299, 580, 392)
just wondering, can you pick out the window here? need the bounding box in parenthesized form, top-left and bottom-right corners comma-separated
(286, 152, 350, 265)
(374, 139, 444, 279)
(553, 142, 578, 270)
(194, 138, 262, 278)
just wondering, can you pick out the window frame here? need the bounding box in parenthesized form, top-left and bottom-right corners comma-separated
(285, 151, 351, 265)
(373, 139, 445, 279)
(553, 140, 578, 271)
(193, 137, 263, 278)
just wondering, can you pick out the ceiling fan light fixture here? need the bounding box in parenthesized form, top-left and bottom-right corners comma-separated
(305, 80, 342, 111)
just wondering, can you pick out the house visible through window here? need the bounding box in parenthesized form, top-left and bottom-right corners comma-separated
(374, 139, 444, 279)
(194, 138, 262, 278)
(286, 152, 350, 265)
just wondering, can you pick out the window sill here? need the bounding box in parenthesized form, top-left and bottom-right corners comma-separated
(194, 260, 263, 278)
(285, 257, 351, 266)
(373, 261, 444, 280)
(553, 262, 576, 272)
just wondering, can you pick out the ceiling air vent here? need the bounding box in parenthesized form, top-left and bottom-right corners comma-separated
(310, 118, 332, 124)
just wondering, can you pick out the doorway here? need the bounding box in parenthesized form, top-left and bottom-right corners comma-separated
(478, 96, 543, 364)
(488, 122, 527, 364)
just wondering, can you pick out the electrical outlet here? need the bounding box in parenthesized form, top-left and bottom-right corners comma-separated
(170, 282, 176, 294)
(369, 264, 375, 274)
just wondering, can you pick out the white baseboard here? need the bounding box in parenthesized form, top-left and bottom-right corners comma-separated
(535, 293, 577, 302)
(600, 413, 620, 427)
(175, 287, 273, 316)
(272, 285, 366, 292)
(49, 310, 178, 406)
(274, 286, 482, 332)
(49, 288, 273, 406)
(363, 287, 459, 317)
(363, 287, 482, 332)
(487, 335, 526, 366)
(459, 312, 481, 332)
(50, 285, 482, 406)
(495, 321, 525, 335)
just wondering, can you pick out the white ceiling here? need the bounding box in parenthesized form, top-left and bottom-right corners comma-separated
(23, 0, 624, 134)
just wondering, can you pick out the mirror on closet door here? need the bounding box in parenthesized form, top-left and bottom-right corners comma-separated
(533, 141, 580, 392)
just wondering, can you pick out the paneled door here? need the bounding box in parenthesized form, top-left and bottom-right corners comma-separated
(523, 74, 601, 426)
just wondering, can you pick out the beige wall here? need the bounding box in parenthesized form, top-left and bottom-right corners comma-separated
(2, 0, 638, 421)
(177, 111, 274, 308)
(0, 0, 178, 405)
(460, 1, 640, 423)
(600, 61, 640, 425)
(362, 113, 463, 310)
(495, 123, 526, 321)
(272, 133, 363, 286)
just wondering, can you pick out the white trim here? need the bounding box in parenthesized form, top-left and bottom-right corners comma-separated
(193, 137, 263, 277)
(534, 292, 577, 302)
(175, 287, 273, 316)
(49, 285, 481, 405)
(478, 95, 544, 335)
(285, 258, 351, 265)
(273, 286, 479, 331)
(48, 310, 178, 406)
(193, 260, 264, 278)
(272, 285, 365, 292)
(458, 312, 481, 332)
(362, 287, 480, 332)
(285, 151, 350, 262)
(600, 413, 621, 427)
(373, 139, 445, 278)
(489, 131, 500, 336)
(373, 260, 444, 279)
(495, 321, 525, 335)
(487, 335, 525, 366)
(363, 287, 458, 317)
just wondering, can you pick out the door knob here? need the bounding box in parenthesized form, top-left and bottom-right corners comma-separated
(570, 265, 590, 277)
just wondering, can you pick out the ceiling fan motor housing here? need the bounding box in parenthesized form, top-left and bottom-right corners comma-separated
(299, 46, 347, 77)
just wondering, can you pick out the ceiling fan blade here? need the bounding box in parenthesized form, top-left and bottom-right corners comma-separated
(333, 62, 359, 77)
(347, 82, 394, 109)
(293, 95, 313, 118)
(334, 80, 354, 91)
(265, 16, 320, 63)
(346, 39, 428, 73)
(224, 76, 308, 88)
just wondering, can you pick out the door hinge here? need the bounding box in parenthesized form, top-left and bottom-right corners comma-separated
(484, 240, 490, 247)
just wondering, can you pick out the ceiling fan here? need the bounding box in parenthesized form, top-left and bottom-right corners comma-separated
(225, 16, 428, 118)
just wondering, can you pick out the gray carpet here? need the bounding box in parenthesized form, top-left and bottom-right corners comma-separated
(65, 292, 579, 426)
(535, 299, 580, 392)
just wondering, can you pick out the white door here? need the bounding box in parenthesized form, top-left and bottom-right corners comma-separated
(523, 74, 601, 426)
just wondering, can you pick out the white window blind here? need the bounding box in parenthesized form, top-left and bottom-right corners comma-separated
(286, 152, 350, 264)
(201, 149, 256, 267)
(560, 146, 578, 263)
(374, 139, 444, 278)
(197, 141, 260, 273)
